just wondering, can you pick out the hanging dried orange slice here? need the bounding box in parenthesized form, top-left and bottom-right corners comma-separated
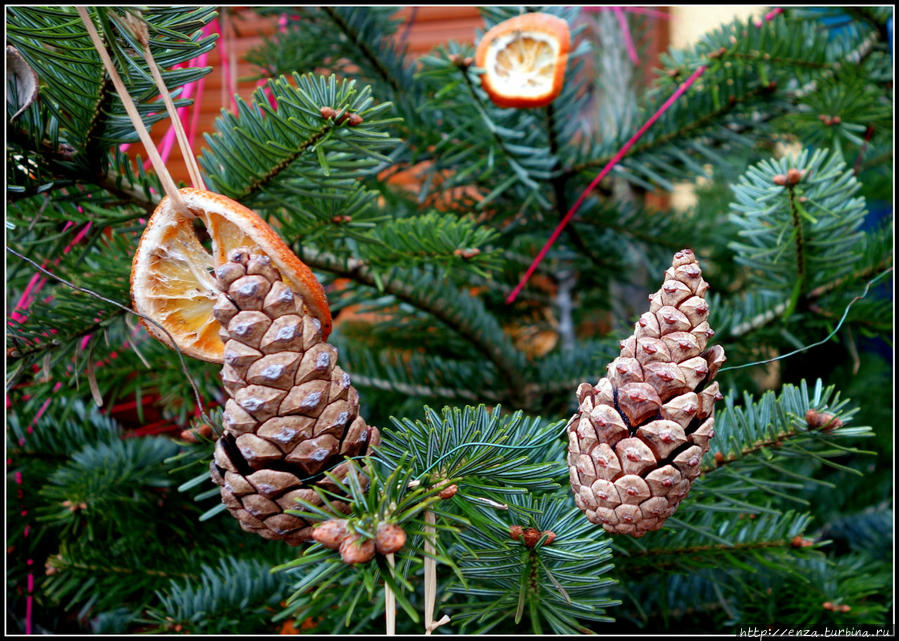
(131, 188, 332, 363)
(475, 12, 570, 109)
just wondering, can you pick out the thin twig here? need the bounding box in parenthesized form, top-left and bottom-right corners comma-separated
(299, 247, 528, 405)
(786, 182, 807, 305)
(6, 247, 209, 423)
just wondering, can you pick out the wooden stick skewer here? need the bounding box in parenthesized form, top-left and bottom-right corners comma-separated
(385, 553, 396, 635)
(122, 12, 206, 191)
(76, 7, 185, 213)
(424, 510, 437, 635)
(423, 510, 450, 633)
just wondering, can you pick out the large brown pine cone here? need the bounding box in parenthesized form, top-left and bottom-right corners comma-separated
(208, 248, 380, 545)
(567, 249, 725, 537)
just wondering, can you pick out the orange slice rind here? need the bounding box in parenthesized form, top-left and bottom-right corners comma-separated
(131, 188, 332, 363)
(475, 12, 570, 109)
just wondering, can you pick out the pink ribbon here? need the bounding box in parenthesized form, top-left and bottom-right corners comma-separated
(506, 65, 707, 303)
(10, 221, 92, 324)
(613, 7, 640, 65)
(507, 7, 784, 303)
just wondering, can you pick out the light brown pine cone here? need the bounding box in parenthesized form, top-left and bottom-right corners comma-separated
(567, 249, 725, 537)
(209, 248, 380, 545)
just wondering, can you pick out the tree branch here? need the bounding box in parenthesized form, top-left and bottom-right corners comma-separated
(728, 260, 893, 337)
(6, 124, 160, 216)
(298, 247, 529, 406)
(231, 124, 334, 203)
(544, 102, 609, 271)
(322, 7, 402, 95)
(567, 81, 776, 178)
(699, 417, 849, 475)
(614, 538, 797, 573)
(786, 182, 808, 305)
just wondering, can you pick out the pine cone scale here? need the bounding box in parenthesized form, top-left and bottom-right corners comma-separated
(568, 249, 725, 537)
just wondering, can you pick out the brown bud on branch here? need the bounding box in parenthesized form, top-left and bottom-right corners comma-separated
(805, 408, 842, 431)
(375, 522, 407, 555)
(313, 519, 349, 550)
(339, 532, 375, 565)
(438, 484, 458, 499)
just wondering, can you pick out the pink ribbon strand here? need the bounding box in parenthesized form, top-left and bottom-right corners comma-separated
(506, 65, 707, 303)
(506, 7, 784, 303)
(613, 7, 640, 65)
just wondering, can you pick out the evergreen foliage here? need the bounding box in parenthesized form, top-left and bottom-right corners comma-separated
(6, 5, 892, 635)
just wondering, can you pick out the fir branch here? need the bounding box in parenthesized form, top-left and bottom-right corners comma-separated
(322, 6, 403, 95)
(6, 126, 160, 213)
(843, 7, 891, 43)
(726, 50, 831, 69)
(448, 492, 619, 634)
(376, 405, 564, 489)
(543, 102, 605, 270)
(142, 558, 290, 634)
(93, 169, 160, 215)
(702, 424, 810, 473)
(231, 123, 331, 203)
(457, 66, 534, 187)
(727, 259, 893, 337)
(198, 72, 400, 208)
(616, 538, 800, 572)
(299, 248, 528, 404)
(699, 379, 870, 477)
(50, 557, 198, 580)
(7, 6, 217, 154)
(6, 248, 208, 420)
(568, 81, 775, 177)
(82, 72, 115, 172)
(728, 148, 867, 298)
(786, 180, 808, 305)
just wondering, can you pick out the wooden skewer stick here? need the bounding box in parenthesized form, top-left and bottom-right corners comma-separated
(424, 509, 437, 635)
(428, 615, 451, 634)
(122, 11, 206, 191)
(422, 510, 450, 633)
(385, 553, 396, 636)
(76, 8, 186, 213)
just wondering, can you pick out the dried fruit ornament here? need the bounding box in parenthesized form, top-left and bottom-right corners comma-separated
(567, 249, 726, 537)
(474, 12, 570, 109)
(131, 188, 332, 362)
(131, 189, 379, 545)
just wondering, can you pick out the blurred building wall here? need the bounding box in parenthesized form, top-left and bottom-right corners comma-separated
(669, 5, 767, 48)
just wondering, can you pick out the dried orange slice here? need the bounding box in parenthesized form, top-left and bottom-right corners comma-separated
(475, 12, 570, 109)
(131, 188, 332, 363)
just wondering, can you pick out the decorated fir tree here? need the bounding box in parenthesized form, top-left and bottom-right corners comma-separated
(6, 6, 893, 635)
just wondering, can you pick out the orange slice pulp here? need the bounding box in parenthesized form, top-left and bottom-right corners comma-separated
(475, 12, 570, 109)
(130, 188, 332, 363)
